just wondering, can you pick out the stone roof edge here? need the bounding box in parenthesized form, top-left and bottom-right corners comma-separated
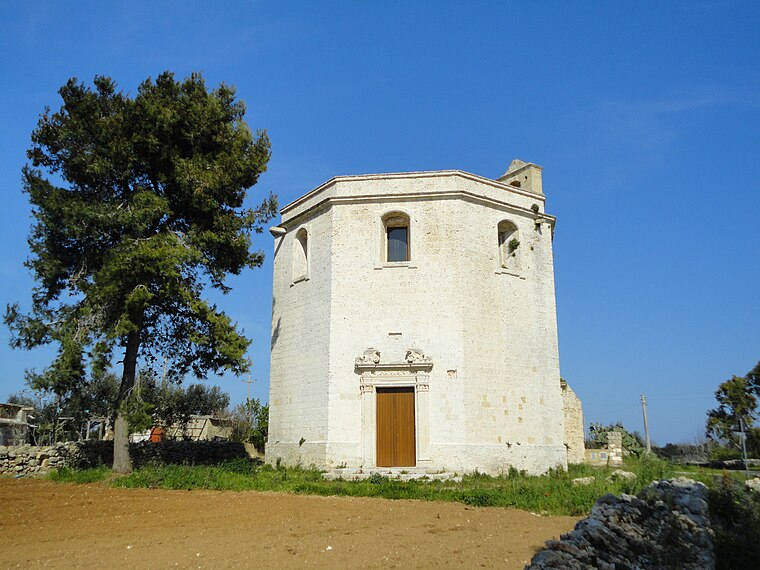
(280, 169, 545, 215)
(279, 189, 556, 230)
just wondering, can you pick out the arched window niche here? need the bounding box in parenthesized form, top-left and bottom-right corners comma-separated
(497, 220, 520, 270)
(383, 211, 410, 263)
(292, 227, 309, 282)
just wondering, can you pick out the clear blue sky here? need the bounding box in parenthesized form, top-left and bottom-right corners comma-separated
(1, 1, 758, 444)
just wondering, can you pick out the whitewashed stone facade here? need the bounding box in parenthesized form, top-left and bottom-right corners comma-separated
(266, 160, 576, 475)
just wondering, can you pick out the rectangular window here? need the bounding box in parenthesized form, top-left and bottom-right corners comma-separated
(387, 226, 408, 262)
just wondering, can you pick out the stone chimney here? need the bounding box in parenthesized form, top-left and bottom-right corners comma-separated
(497, 159, 543, 195)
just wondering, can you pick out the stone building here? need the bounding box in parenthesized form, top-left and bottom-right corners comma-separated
(265, 160, 582, 475)
(0, 403, 34, 446)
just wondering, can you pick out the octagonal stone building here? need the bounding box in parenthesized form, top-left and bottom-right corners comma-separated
(265, 160, 574, 475)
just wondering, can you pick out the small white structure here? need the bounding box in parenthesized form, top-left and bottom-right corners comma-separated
(266, 160, 576, 475)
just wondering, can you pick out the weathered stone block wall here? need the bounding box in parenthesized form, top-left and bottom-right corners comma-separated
(585, 431, 624, 466)
(561, 381, 585, 464)
(266, 205, 333, 467)
(527, 478, 714, 569)
(0, 423, 30, 446)
(606, 431, 624, 465)
(0, 440, 249, 476)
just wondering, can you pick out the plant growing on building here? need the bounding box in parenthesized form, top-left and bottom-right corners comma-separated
(5, 72, 276, 472)
(508, 238, 520, 255)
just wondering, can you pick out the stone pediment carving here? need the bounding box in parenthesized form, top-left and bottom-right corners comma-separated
(355, 348, 381, 365)
(405, 348, 432, 365)
(354, 347, 433, 372)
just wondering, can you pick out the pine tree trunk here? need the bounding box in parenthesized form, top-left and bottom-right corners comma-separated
(112, 413, 131, 473)
(112, 314, 143, 474)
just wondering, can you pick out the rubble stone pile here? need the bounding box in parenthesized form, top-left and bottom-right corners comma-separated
(527, 477, 714, 570)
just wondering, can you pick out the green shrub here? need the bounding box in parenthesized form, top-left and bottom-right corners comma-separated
(586, 422, 645, 456)
(709, 445, 742, 462)
(709, 476, 760, 570)
(367, 472, 387, 485)
(627, 454, 675, 484)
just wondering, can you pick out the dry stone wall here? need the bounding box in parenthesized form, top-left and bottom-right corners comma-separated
(0, 440, 249, 476)
(526, 477, 714, 570)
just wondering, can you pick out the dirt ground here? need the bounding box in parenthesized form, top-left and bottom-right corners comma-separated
(0, 478, 578, 569)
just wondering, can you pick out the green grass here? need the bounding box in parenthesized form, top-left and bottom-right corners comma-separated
(48, 465, 112, 484)
(671, 463, 749, 486)
(46, 455, 751, 517)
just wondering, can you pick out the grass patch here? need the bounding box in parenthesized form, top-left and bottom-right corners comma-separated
(48, 465, 112, 484)
(49, 455, 753, 517)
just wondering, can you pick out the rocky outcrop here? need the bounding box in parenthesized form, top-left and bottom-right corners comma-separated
(527, 477, 713, 570)
(0, 440, 249, 477)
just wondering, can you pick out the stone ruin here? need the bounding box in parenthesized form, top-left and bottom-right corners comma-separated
(585, 431, 624, 467)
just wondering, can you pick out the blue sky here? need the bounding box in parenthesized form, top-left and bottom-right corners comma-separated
(1, 1, 758, 444)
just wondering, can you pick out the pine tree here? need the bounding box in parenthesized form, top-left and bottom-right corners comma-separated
(5, 72, 276, 472)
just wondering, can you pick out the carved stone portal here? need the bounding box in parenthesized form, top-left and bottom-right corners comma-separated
(354, 348, 433, 468)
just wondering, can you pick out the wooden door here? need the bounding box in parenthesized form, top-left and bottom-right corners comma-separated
(376, 387, 416, 467)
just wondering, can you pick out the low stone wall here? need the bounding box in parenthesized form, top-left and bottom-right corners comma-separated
(526, 477, 713, 569)
(0, 444, 68, 475)
(0, 440, 250, 477)
(701, 458, 760, 470)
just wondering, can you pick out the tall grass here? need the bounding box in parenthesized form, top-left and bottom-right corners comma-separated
(48, 465, 112, 484)
(709, 475, 760, 570)
(47, 455, 739, 517)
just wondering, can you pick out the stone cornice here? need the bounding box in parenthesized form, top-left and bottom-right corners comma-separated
(281, 189, 556, 230)
(281, 170, 546, 215)
(355, 361, 434, 373)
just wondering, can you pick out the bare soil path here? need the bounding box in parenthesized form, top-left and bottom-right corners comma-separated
(0, 478, 578, 569)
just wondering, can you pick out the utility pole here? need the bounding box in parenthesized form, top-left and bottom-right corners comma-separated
(242, 374, 256, 420)
(739, 417, 750, 480)
(640, 394, 651, 454)
(160, 356, 168, 390)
